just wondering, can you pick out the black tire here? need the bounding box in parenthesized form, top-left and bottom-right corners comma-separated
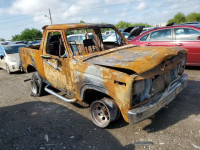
(89, 98, 120, 128)
(31, 72, 44, 97)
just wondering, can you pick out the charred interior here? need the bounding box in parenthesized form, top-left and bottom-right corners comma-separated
(65, 27, 127, 56)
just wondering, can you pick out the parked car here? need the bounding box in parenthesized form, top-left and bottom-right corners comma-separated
(15, 41, 27, 44)
(129, 24, 200, 66)
(0, 41, 13, 45)
(118, 26, 145, 41)
(104, 30, 115, 36)
(101, 33, 108, 40)
(67, 33, 107, 43)
(67, 34, 85, 43)
(28, 40, 41, 46)
(20, 23, 187, 128)
(104, 32, 130, 42)
(0, 44, 26, 73)
(127, 26, 144, 40)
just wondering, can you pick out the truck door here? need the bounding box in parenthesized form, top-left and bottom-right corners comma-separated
(42, 30, 73, 93)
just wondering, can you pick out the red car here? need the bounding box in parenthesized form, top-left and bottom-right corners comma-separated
(129, 25, 200, 66)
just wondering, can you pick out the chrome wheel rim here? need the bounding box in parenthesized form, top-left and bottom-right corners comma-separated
(31, 80, 38, 95)
(90, 101, 111, 128)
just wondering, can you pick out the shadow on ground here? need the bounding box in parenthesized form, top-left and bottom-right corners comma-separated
(0, 101, 135, 150)
(142, 79, 200, 132)
(185, 66, 200, 70)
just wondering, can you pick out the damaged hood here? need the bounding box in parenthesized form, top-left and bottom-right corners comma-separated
(84, 45, 187, 74)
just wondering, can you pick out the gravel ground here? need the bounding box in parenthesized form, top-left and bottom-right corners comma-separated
(0, 67, 199, 150)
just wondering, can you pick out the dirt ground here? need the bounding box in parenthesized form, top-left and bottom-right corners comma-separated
(0, 67, 199, 150)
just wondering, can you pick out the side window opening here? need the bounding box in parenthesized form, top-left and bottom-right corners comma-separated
(46, 32, 67, 57)
(174, 28, 200, 40)
(150, 29, 171, 41)
(140, 34, 149, 41)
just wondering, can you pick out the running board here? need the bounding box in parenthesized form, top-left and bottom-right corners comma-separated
(44, 85, 76, 103)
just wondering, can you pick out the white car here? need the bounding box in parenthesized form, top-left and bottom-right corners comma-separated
(0, 44, 26, 73)
(104, 30, 115, 36)
(103, 32, 130, 42)
(67, 34, 86, 43)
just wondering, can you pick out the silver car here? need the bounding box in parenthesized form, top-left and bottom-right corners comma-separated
(0, 44, 26, 73)
(67, 34, 86, 43)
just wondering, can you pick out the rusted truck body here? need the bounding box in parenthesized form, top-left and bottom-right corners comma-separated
(20, 23, 188, 128)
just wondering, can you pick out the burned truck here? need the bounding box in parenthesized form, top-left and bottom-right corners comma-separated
(20, 23, 188, 128)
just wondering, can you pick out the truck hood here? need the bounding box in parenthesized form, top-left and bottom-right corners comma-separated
(84, 45, 187, 74)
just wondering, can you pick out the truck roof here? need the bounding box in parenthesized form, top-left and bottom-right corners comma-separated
(42, 23, 114, 30)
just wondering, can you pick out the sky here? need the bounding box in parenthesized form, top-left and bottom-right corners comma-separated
(0, 0, 199, 40)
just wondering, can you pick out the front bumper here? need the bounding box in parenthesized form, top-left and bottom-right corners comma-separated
(128, 74, 188, 124)
(7, 61, 21, 72)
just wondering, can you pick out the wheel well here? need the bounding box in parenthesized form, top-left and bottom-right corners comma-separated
(83, 89, 112, 104)
(27, 65, 36, 73)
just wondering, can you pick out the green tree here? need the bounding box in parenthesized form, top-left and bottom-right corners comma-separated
(168, 12, 186, 24)
(12, 28, 42, 41)
(187, 13, 200, 22)
(174, 12, 186, 23)
(168, 12, 200, 24)
(132, 23, 151, 27)
(115, 21, 133, 29)
(12, 34, 20, 41)
(115, 21, 151, 29)
(80, 20, 85, 23)
(0, 38, 5, 41)
(167, 19, 175, 24)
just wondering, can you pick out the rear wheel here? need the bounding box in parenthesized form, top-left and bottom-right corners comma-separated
(31, 72, 44, 97)
(90, 98, 120, 128)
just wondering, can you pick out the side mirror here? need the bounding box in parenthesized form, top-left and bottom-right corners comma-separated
(0, 55, 4, 60)
(197, 36, 200, 40)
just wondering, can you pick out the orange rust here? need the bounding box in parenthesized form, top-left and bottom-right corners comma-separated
(101, 67, 133, 122)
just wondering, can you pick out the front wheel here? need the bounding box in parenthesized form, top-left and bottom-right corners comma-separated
(31, 72, 44, 97)
(89, 98, 120, 128)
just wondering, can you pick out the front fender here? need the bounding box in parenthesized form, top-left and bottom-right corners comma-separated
(80, 84, 108, 100)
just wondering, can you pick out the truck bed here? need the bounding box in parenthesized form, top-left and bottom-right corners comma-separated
(20, 46, 41, 73)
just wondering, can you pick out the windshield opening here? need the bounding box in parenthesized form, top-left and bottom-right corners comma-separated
(65, 27, 127, 56)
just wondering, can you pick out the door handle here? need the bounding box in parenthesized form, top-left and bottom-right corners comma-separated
(175, 43, 183, 46)
(41, 55, 52, 59)
(146, 43, 151, 46)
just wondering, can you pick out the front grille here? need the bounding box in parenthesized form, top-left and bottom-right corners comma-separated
(151, 75, 165, 96)
(132, 59, 185, 105)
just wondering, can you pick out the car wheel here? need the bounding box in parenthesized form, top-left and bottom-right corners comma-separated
(89, 98, 120, 128)
(6, 64, 10, 74)
(31, 72, 44, 97)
